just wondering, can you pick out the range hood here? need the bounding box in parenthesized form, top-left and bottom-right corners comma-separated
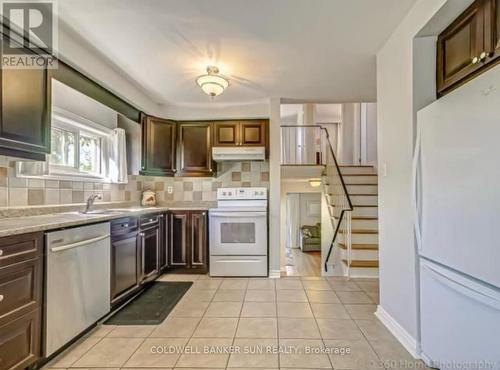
(212, 146, 265, 162)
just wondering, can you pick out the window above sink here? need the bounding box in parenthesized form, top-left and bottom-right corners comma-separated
(49, 108, 108, 179)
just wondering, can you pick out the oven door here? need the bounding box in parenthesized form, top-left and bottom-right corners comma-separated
(209, 211, 267, 255)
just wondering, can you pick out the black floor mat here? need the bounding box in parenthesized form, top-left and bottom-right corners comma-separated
(104, 281, 192, 325)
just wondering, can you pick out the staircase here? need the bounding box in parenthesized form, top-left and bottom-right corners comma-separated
(337, 165, 379, 277)
(281, 124, 378, 279)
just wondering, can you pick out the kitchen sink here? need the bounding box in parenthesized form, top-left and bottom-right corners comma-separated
(80, 210, 121, 215)
(62, 210, 124, 216)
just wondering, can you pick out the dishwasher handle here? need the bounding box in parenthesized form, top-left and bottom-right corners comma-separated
(50, 234, 110, 253)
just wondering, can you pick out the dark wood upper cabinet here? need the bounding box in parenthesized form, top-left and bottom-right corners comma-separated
(141, 115, 177, 177)
(240, 120, 267, 146)
(0, 34, 50, 161)
(213, 121, 239, 146)
(177, 121, 214, 177)
(437, 0, 500, 96)
(213, 119, 268, 151)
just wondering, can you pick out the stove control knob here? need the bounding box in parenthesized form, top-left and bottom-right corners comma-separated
(222, 192, 227, 196)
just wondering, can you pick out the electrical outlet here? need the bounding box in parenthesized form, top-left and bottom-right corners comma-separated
(167, 186, 173, 194)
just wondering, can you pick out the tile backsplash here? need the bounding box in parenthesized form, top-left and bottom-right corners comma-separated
(0, 156, 269, 208)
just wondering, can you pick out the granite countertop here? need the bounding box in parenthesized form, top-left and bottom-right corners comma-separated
(0, 202, 216, 238)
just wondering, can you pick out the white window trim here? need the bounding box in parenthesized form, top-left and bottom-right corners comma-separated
(50, 108, 112, 180)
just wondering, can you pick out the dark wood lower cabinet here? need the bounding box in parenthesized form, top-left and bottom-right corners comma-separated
(170, 212, 189, 268)
(111, 215, 163, 305)
(0, 308, 41, 370)
(169, 210, 208, 273)
(189, 211, 208, 272)
(159, 213, 170, 271)
(0, 232, 43, 370)
(140, 225, 160, 280)
(111, 231, 141, 305)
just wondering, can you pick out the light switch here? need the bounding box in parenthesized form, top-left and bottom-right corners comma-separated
(381, 162, 387, 177)
(167, 186, 173, 194)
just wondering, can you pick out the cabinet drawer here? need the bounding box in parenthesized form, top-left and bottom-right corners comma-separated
(140, 214, 161, 229)
(0, 232, 43, 268)
(0, 308, 41, 370)
(111, 217, 138, 237)
(0, 259, 42, 325)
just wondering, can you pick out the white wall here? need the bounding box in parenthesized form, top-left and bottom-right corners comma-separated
(361, 103, 378, 166)
(52, 80, 118, 129)
(269, 98, 282, 278)
(375, 0, 471, 356)
(338, 103, 359, 164)
(57, 23, 161, 116)
(163, 102, 270, 121)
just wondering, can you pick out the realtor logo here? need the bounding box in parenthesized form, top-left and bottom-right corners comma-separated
(1, 0, 58, 68)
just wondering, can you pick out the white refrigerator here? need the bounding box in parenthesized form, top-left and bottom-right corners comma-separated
(414, 65, 500, 369)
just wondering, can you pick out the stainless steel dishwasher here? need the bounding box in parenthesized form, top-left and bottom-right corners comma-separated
(45, 222, 111, 356)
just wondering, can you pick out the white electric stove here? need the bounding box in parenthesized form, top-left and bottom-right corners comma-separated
(209, 187, 268, 276)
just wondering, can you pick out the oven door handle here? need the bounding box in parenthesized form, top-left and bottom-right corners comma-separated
(210, 212, 267, 217)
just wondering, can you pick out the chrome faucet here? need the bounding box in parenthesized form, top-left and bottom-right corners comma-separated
(83, 194, 102, 214)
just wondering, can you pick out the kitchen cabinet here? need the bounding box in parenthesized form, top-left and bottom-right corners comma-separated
(140, 115, 177, 176)
(110, 217, 140, 305)
(213, 121, 239, 146)
(111, 214, 162, 304)
(240, 120, 267, 146)
(159, 213, 170, 271)
(170, 211, 188, 268)
(140, 214, 161, 281)
(169, 210, 208, 272)
(437, 0, 500, 96)
(213, 120, 268, 148)
(0, 232, 43, 370)
(177, 121, 214, 177)
(189, 211, 208, 272)
(0, 32, 51, 161)
(0, 309, 42, 370)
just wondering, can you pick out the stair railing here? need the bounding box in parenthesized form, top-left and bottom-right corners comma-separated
(280, 125, 353, 275)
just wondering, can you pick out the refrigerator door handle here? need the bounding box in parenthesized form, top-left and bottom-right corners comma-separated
(412, 125, 422, 251)
(424, 263, 500, 312)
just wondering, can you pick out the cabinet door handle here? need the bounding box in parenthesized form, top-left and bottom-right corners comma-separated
(0, 249, 3, 256)
(0, 294, 4, 303)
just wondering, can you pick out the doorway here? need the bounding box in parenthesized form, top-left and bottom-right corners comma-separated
(285, 192, 322, 276)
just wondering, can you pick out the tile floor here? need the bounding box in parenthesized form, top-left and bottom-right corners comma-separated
(44, 275, 430, 370)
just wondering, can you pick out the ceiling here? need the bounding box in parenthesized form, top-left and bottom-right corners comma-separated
(57, 0, 416, 107)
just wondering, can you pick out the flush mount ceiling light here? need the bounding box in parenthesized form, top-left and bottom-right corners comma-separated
(309, 178, 322, 187)
(196, 66, 229, 98)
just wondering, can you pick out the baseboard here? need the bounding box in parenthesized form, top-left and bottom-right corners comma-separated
(269, 269, 281, 278)
(375, 305, 420, 359)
